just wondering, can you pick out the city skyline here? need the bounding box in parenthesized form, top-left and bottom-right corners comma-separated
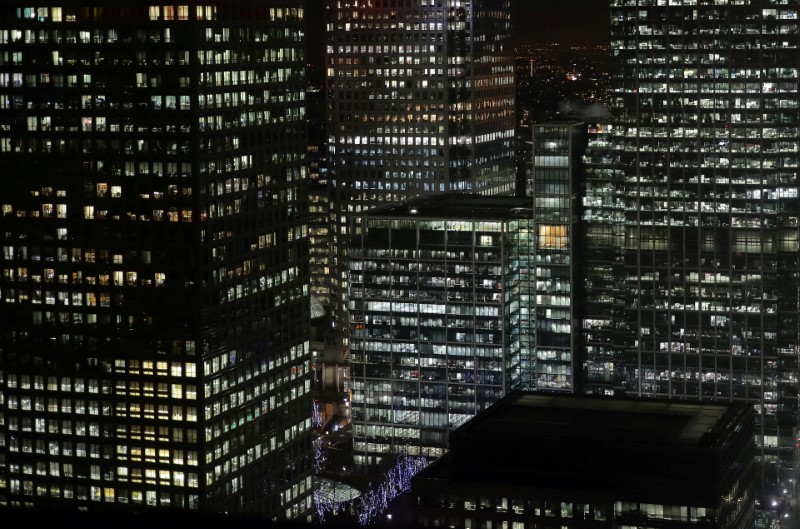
(1, 0, 796, 526)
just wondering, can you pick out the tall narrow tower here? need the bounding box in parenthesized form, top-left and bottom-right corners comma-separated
(584, 0, 800, 498)
(528, 121, 585, 391)
(0, 1, 312, 519)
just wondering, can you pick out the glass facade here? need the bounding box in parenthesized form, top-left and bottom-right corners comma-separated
(505, 218, 536, 392)
(582, 121, 625, 397)
(307, 85, 333, 309)
(583, 0, 800, 498)
(529, 122, 585, 391)
(0, 1, 312, 519)
(325, 0, 516, 336)
(348, 196, 532, 465)
(415, 486, 613, 529)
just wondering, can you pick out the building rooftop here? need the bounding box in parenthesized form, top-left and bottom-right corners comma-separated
(533, 120, 585, 127)
(460, 392, 735, 448)
(359, 193, 533, 221)
(413, 395, 756, 527)
(414, 392, 754, 505)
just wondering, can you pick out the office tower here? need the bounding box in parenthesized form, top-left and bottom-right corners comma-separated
(348, 194, 534, 465)
(0, 1, 312, 519)
(527, 121, 585, 391)
(581, 120, 623, 397)
(412, 392, 756, 529)
(307, 84, 333, 311)
(583, 0, 800, 498)
(326, 0, 516, 336)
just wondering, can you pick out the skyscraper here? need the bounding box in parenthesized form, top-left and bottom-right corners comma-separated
(348, 194, 533, 464)
(0, 1, 312, 519)
(528, 121, 585, 391)
(325, 0, 516, 335)
(584, 0, 800, 498)
(307, 84, 334, 310)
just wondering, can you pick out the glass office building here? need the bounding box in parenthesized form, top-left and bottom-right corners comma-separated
(583, 0, 800, 498)
(0, 1, 312, 519)
(325, 0, 516, 336)
(528, 122, 585, 391)
(348, 195, 534, 465)
(307, 85, 334, 309)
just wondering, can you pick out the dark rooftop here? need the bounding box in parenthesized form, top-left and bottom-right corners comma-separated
(415, 392, 755, 506)
(462, 392, 734, 447)
(533, 119, 585, 126)
(359, 193, 533, 221)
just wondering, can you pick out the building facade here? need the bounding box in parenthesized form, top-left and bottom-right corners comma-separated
(413, 392, 756, 529)
(0, 1, 312, 519)
(325, 0, 516, 336)
(348, 195, 534, 465)
(527, 122, 585, 391)
(582, 0, 800, 499)
(307, 84, 334, 310)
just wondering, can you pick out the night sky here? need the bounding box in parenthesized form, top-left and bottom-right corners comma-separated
(515, 0, 610, 45)
(305, 0, 611, 72)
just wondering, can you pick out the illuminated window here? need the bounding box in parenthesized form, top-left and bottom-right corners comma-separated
(538, 225, 568, 250)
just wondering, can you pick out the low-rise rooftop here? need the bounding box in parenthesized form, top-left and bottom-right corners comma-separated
(460, 392, 735, 447)
(359, 193, 533, 220)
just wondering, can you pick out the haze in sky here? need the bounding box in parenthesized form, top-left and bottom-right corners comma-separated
(515, 0, 610, 45)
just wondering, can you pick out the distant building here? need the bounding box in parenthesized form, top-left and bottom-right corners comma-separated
(0, 1, 312, 519)
(325, 0, 516, 338)
(413, 392, 756, 529)
(348, 194, 534, 465)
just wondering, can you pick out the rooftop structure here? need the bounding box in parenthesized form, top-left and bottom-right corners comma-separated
(413, 392, 756, 529)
